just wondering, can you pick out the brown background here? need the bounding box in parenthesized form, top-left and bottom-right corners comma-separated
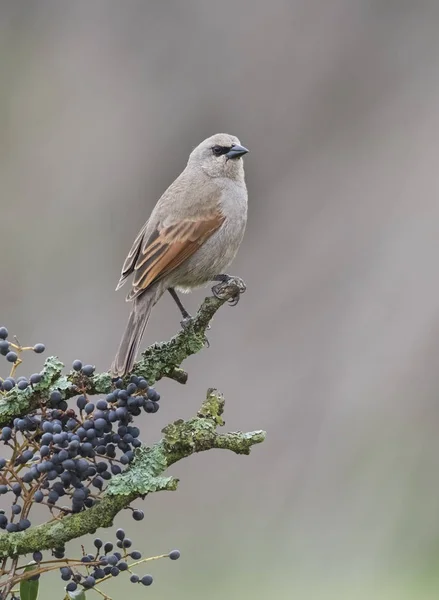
(1, 2, 439, 598)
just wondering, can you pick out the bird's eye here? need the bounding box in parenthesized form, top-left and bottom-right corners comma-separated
(212, 145, 228, 156)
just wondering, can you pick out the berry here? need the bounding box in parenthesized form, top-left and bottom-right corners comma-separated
(122, 538, 132, 548)
(17, 380, 28, 390)
(144, 401, 155, 413)
(169, 549, 181, 560)
(11, 504, 21, 515)
(0, 327, 8, 339)
(12, 483, 22, 496)
(94, 538, 103, 549)
(49, 390, 62, 405)
(18, 518, 31, 530)
(110, 567, 119, 577)
(104, 542, 113, 553)
(118, 561, 128, 571)
(0, 458, 7, 470)
(0, 514, 7, 528)
(2, 379, 14, 392)
(34, 490, 44, 503)
(147, 388, 160, 402)
(81, 365, 95, 377)
(130, 551, 141, 560)
(33, 551, 43, 562)
(76, 395, 87, 410)
(130, 574, 139, 583)
(6, 523, 18, 533)
(0, 340, 10, 355)
(1, 427, 12, 441)
(82, 575, 96, 588)
(29, 373, 42, 385)
(72, 360, 82, 371)
(0, 485, 7, 495)
(116, 528, 125, 541)
(53, 547, 65, 559)
(126, 382, 137, 395)
(140, 575, 153, 586)
(33, 343, 45, 353)
(60, 566, 72, 581)
(66, 582, 77, 592)
(6, 351, 18, 363)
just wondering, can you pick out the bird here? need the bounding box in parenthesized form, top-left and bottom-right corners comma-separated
(111, 133, 249, 377)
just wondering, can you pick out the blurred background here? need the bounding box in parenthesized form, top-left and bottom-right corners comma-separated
(1, 1, 439, 598)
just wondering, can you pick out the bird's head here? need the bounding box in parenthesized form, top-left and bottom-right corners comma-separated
(188, 133, 249, 180)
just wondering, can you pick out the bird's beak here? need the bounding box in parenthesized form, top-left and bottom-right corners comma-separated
(226, 144, 249, 159)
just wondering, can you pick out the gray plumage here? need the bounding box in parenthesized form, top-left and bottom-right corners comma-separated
(111, 133, 248, 377)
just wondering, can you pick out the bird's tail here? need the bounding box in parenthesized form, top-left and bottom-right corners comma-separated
(111, 286, 163, 377)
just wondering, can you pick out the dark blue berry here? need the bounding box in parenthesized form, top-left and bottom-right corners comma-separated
(17, 380, 28, 390)
(84, 403, 95, 415)
(33, 343, 45, 353)
(76, 395, 87, 410)
(130, 574, 139, 583)
(11, 504, 21, 515)
(66, 582, 77, 592)
(132, 509, 144, 521)
(6, 351, 18, 363)
(81, 365, 95, 377)
(104, 542, 113, 553)
(2, 380, 14, 392)
(6, 523, 18, 533)
(0, 514, 7, 528)
(33, 551, 43, 562)
(49, 390, 62, 405)
(72, 360, 82, 371)
(34, 490, 44, 502)
(29, 373, 42, 385)
(126, 382, 137, 395)
(12, 483, 21, 496)
(0, 327, 8, 339)
(0, 427, 11, 441)
(147, 388, 160, 401)
(83, 576, 96, 588)
(169, 549, 180, 560)
(18, 518, 31, 530)
(140, 575, 153, 586)
(130, 551, 141, 560)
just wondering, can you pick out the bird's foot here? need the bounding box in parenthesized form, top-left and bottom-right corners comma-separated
(211, 275, 246, 306)
(180, 315, 193, 329)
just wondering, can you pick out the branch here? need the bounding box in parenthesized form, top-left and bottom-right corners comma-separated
(0, 390, 265, 558)
(0, 291, 235, 427)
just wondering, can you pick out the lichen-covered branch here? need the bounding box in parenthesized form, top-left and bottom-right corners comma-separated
(0, 390, 265, 559)
(0, 292, 233, 427)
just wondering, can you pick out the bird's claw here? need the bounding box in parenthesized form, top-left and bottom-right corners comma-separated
(180, 315, 193, 329)
(211, 276, 246, 306)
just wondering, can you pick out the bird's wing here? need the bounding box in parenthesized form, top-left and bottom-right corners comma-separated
(123, 212, 224, 300)
(115, 221, 149, 291)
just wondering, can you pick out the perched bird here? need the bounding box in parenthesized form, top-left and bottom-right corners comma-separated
(111, 133, 249, 377)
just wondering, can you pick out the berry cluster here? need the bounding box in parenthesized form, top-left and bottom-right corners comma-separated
(28, 529, 180, 594)
(0, 326, 178, 599)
